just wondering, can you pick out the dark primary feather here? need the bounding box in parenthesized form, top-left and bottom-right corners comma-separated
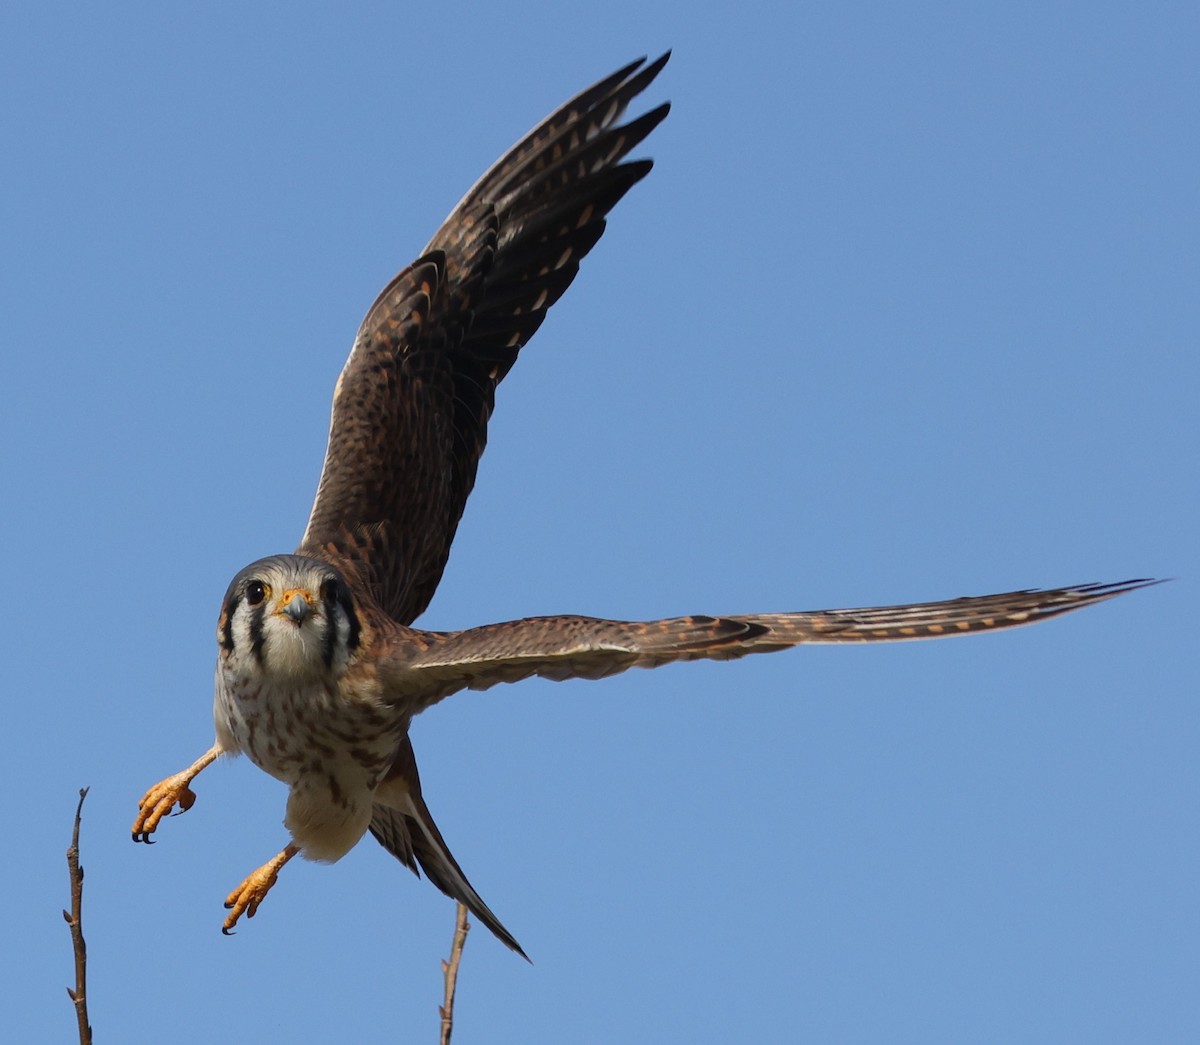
(298, 55, 671, 626)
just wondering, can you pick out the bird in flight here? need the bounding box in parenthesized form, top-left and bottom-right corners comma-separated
(132, 53, 1152, 959)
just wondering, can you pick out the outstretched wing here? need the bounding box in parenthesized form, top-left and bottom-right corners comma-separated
(393, 580, 1157, 705)
(298, 55, 671, 625)
(369, 735, 527, 958)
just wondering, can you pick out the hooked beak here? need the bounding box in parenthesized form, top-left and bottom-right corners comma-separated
(278, 588, 314, 624)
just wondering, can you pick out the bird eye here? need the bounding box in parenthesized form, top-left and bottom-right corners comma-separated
(246, 580, 269, 606)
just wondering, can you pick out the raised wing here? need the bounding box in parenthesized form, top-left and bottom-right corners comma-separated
(298, 55, 671, 624)
(393, 580, 1157, 705)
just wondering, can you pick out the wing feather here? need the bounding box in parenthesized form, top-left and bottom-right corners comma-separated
(299, 56, 671, 623)
(392, 580, 1158, 705)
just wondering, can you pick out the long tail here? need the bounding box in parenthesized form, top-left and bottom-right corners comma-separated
(370, 736, 527, 959)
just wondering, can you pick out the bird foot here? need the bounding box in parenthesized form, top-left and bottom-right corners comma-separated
(222, 845, 299, 934)
(132, 772, 199, 842)
(132, 745, 220, 843)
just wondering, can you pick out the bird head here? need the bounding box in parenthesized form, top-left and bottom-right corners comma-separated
(217, 554, 361, 679)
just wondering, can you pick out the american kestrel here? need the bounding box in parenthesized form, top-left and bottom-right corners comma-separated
(132, 53, 1152, 958)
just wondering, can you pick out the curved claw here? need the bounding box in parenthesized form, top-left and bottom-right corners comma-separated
(131, 776, 198, 842)
(131, 746, 220, 844)
(222, 875, 267, 932)
(221, 845, 299, 935)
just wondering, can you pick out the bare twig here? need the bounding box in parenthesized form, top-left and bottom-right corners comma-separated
(63, 787, 93, 1045)
(438, 902, 471, 1045)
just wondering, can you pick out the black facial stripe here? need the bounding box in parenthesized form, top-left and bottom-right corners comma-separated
(319, 578, 361, 664)
(320, 595, 337, 669)
(341, 586, 360, 653)
(248, 600, 267, 665)
(220, 595, 238, 652)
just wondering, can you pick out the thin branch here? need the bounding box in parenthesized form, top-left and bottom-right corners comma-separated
(63, 787, 93, 1045)
(438, 902, 471, 1045)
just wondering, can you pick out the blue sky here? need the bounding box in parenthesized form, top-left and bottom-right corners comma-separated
(2, 2, 1195, 1041)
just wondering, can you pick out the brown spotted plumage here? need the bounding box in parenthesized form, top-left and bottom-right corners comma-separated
(300, 53, 670, 626)
(132, 54, 1153, 958)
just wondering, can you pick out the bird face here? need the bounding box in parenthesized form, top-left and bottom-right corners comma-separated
(217, 554, 361, 680)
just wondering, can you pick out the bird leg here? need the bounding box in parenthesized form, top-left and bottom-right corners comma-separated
(223, 844, 300, 933)
(132, 745, 221, 842)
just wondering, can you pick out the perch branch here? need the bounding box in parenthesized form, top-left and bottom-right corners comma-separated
(63, 787, 92, 1045)
(438, 902, 471, 1045)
